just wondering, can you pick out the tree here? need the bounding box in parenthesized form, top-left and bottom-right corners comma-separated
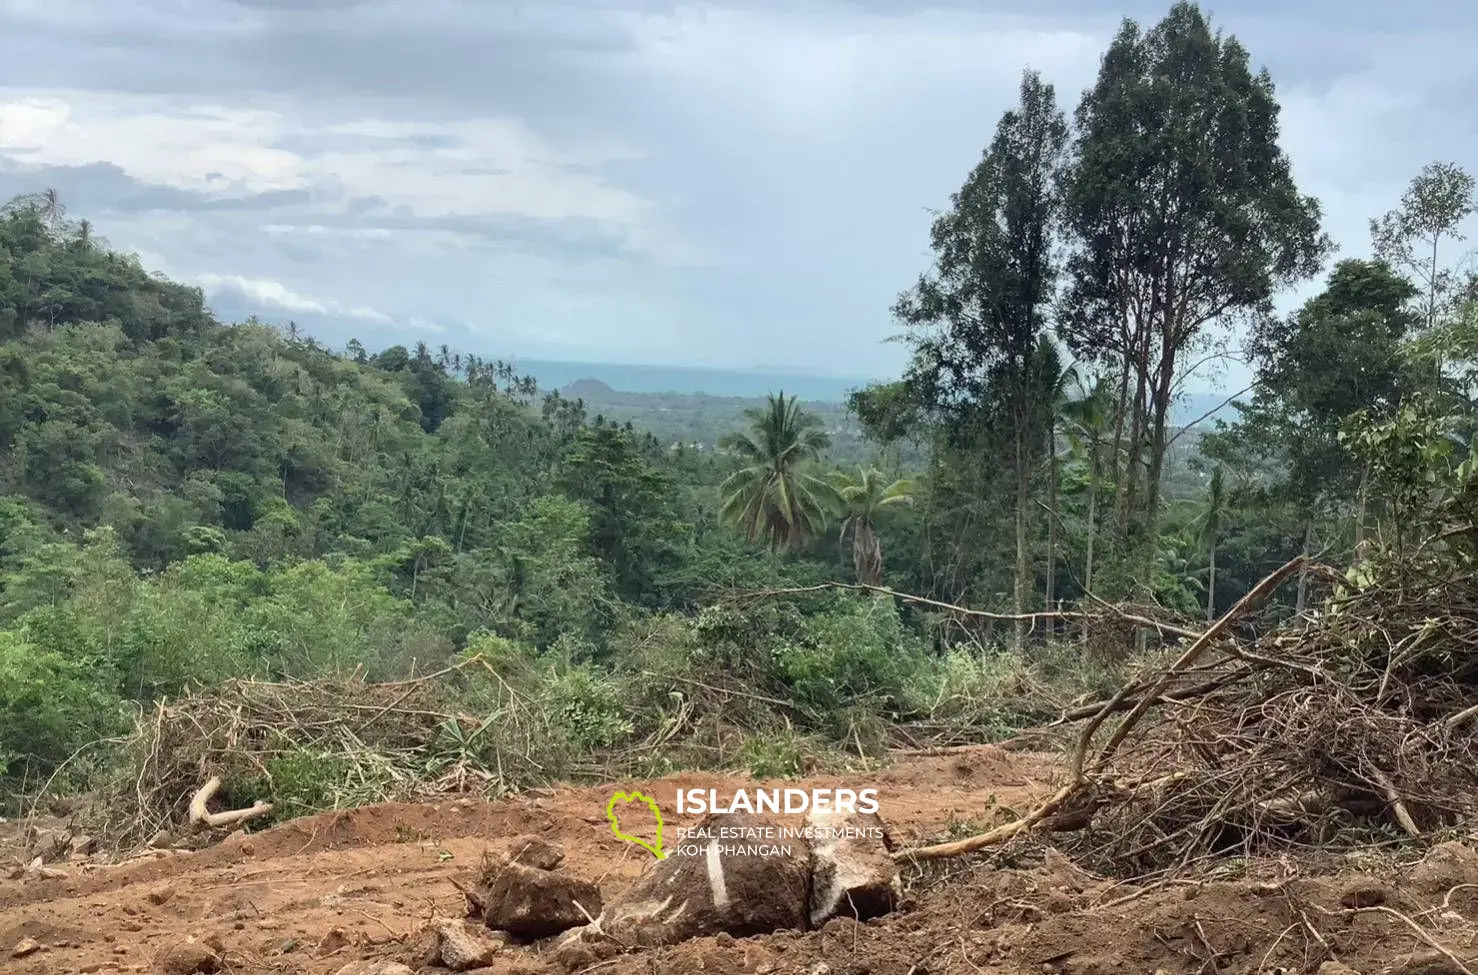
(894, 70, 1069, 649)
(1060, 372, 1115, 599)
(1370, 162, 1476, 331)
(717, 391, 835, 551)
(1194, 466, 1227, 621)
(1033, 337, 1077, 613)
(831, 468, 914, 587)
(1059, 1, 1327, 556)
(1209, 259, 1419, 565)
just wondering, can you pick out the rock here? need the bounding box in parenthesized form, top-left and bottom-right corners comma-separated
(1410, 841, 1478, 891)
(1393, 950, 1466, 975)
(146, 885, 175, 906)
(551, 927, 622, 973)
(69, 833, 97, 857)
(806, 809, 900, 927)
(332, 963, 415, 975)
(157, 939, 221, 974)
(593, 811, 810, 947)
(480, 860, 603, 939)
(431, 919, 504, 971)
(504, 835, 565, 870)
(24, 826, 66, 862)
(12, 938, 41, 958)
(315, 927, 351, 957)
(1316, 963, 1362, 975)
(1338, 878, 1390, 909)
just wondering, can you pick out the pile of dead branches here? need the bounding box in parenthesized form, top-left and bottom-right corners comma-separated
(896, 555, 1478, 877)
(91, 657, 550, 848)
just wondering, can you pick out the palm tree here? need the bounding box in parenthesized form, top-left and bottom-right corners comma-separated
(832, 467, 914, 587)
(718, 391, 834, 551)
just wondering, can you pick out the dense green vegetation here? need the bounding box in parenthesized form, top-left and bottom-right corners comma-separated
(3, 2, 1478, 826)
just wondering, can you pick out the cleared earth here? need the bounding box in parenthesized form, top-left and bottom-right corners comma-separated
(4, 746, 1475, 974)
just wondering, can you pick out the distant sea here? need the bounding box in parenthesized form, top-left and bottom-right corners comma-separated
(509, 357, 1241, 426)
(509, 358, 874, 403)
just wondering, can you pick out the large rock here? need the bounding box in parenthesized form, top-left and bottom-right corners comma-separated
(593, 811, 810, 947)
(480, 860, 603, 939)
(806, 809, 900, 927)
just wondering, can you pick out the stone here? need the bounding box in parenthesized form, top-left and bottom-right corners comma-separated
(11, 938, 41, 958)
(1410, 840, 1478, 891)
(1316, 963, 1362, 975)
(503, 834, 565, 871)
(550, 927, 622, 973)
(1338, 877, 1390, 909)
(315, 927, 351, 957)
(431, 919, 504, 971)
(332, 963, 415, 975)
(480, 860, 602, 939)
(156, 939, 221, 974)
(806, 809, 900, 927)
(593, 811, 810, 947)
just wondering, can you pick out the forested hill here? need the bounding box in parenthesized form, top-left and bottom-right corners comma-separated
(0, 192, 821, 594)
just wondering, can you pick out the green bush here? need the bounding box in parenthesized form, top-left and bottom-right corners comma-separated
(0, 630, 124, 781)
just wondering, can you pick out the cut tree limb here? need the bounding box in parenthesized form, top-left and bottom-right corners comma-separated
(188, 776, 274, 829)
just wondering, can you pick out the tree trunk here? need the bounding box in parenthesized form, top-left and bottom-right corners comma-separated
(1354, 461, 1371, 562)
(1081, 442, 1100, 647)
(1045, 432, 1059, 619)
(1205, 539, 1216, 623)
(1013, 428, 1030, 652)
(854, 521, 885, 590)
(1295, 520, 1314, 615)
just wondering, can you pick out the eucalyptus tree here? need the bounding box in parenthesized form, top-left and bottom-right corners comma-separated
(1059, 1, 1328, 556)
(894, 70, 1070, 648)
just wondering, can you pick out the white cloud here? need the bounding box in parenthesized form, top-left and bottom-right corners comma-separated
(197, 272, 392, 323)
(0, 90, 682, 259)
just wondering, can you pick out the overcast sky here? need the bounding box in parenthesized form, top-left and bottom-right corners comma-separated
(1, 0, 1475, 389)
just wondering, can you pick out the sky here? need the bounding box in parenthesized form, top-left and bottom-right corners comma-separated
(1, 0, 1476, 393)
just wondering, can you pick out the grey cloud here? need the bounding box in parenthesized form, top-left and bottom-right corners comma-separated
(3, 0, 1476, 381)
(0, 159, 313, 214)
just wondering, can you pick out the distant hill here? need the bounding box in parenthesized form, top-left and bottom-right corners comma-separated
(563, 377, 617, 398)
(516, 358, 873, 403)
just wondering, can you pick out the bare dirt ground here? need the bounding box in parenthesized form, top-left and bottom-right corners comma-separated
(4, 746, 1477, 975)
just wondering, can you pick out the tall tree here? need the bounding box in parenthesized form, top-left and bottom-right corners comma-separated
(831, 468, 914, 587)
(894, 70, 1069, 649)
(1370, 162, 1476, 332)
(1059, 1, 1327, 558)
(718, 391, 834, 551)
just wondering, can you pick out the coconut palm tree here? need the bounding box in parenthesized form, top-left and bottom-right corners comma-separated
(718, 391, 834, 551)
(831, 467, 914, 587)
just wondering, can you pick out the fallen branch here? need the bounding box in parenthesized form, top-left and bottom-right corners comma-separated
(888, 557, 1308, 865)
(1080, 556, 1307, 778)
(723, 582, 1204, 641)
(188, 776, 274, 829)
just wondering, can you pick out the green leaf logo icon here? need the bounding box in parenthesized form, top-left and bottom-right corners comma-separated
(606, 790, 665, 859)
